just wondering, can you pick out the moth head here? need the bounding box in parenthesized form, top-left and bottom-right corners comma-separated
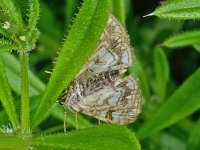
(57, 100, 64, 105)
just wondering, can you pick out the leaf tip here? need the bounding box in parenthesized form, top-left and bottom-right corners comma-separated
(143, 12, 155, 18)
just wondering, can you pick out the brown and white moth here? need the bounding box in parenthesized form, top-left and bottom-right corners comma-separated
(58, 14, 142, 129)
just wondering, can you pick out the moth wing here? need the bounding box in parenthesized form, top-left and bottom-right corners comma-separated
(70, 75, 142, 125)
(76, 14, 133, 81)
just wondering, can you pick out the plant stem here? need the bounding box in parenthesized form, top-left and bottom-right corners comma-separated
(20, 50, 30, 134)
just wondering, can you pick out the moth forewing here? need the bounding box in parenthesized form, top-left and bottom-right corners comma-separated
(76, 14, 133, 81)
(58, 14, 142, 128)
(69, 73, 142, 125)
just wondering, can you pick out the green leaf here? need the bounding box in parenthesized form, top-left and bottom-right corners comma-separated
(0, 0, 23, 29)
(14, 0, 29, 19)
(65, 0, 79, 29)
(153, 0, 200, 20)
(28, 0, 40, 30)
(111, 0, 125, 25)
(193, 44, 200, 53)
(153, 47, 169, 101)
(1, 53, 89, 131)
(0, 24, 11, 37)
(32, 125, 141, 150)
(162, 30, 200, 48)
(0, 39, 18, 53)
(160, 132, 185, 150)
(31, 0, 111, 129)
(137, 68, 200, 139)
(186, 119, 200, 150)
(128, 58, 151, 101)
(0, 56, 19, 130)
(0, 110, 9, 126)
(1, 53, 46, 97)
(0, 133, 29, 149)
(39, 2, 62, 40)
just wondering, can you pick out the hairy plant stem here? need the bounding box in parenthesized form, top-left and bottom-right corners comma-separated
(20, 44, 30, 135)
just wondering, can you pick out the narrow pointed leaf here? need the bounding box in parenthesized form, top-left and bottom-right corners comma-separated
(162, 30, 200, 48)
(153, 48, 169, 101)
(0, 24, 11, 37)
(31, 0, 110, 129)
(32, 125, 141, 150)
(1, 53, 91, 129)
(28, 0, 40, 30)
(0, 0, 23, 28)
(193, 44, 200, 53)
(186, 119, 200, 150)
(137, 68, 200, 139)
(128, 58, 151, 101)
(111, 0, 125, 25)
(65, 0, 79, 29)
(0, 39, 18, 53)
(1, 53, 46, 96)
(0, 133, 29, 149)
(153, 0, 200, 20)
(0, 56, 19, 130)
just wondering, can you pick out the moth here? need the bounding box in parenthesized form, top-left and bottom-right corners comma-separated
(58, 14, 142, 129)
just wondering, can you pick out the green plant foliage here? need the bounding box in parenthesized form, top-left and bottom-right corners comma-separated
(128, 59, 151, 101)
(153, 47, 169, 101)
(162, 30, 200, 48)
(193, 44, 200, 53)
(186, 119, 200, 150)
(0, 0, 23, 29)
(0, 0, 200, 149)
(28, 0, 39, 31)
(32, 125, 141, 150)
(0, 56, 19, 130)
(65, 0, 79, 29)
(153, 0, 200, 20)
(1, 53, 45, 97)
(111, 0, 125, 25)
(0, 25, 11, 37)
(0, 133, 29, 149)
(137, 69, 200, 139)
(31, 0, 111, 129)
(0, 39, 17, 53)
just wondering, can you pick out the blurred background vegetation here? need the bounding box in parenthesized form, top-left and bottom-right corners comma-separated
(0, 0, 200, 149)
(36, 0, 200, 149)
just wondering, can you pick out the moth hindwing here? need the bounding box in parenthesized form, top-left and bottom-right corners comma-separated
(59, 14, 142, 125)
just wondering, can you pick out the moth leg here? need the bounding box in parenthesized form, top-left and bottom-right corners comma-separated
(98, 118, 101, 125)
(63, 107, 67, 132)
(75, 111, 78, 130)
(66, 106, 79, 130)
